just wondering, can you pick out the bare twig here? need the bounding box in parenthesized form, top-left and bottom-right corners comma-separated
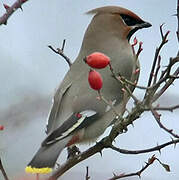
(177, 0, 179, 43)
(0, 158, 9, 180)
(48, 40, 72, 67)
(119, 78, 148, 90)
(150, 106, 179, 138)
(153, 65, 179, 102)
(153, 55, 161, 84)
(108, 155, 157, 180)
(144, 104, 179, 112)
(147, 25, 169, 87)
(158, 57, 179, 81)
(108, 155, 170, 180)
(0, 0, 28, 25)
(110, 138, 179, 154)
(85, 166, 90, 180)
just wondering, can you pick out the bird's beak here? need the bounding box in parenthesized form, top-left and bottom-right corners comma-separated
(139, 21, 152, 29)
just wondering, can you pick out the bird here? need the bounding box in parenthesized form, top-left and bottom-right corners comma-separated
(25, 6, 151, 174)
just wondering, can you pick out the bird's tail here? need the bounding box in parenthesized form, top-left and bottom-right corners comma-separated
(25, 137, 70, 174)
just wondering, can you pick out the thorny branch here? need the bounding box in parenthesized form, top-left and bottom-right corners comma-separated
(110, 138, 179, 155)
(0, 0, 28, 25)
(152, 104, 179, 112)
(48, 23, 179, 180)
(150, 106, 179, 139)
(108, 155, 170, 180)
(147, 24, 169, 87)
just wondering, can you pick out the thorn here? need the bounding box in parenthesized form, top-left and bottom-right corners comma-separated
(19, 6, 23, 11)
(3, 4, 10, 10)
(158, 148, 161, 155)
(113, 172, 117, 177)
(157, 143, 161, 154)
(131, 122, 134, 127)
(174, 142, 177, 149)
(170, 136, 174, 142)
(137, 172, 141, 178)
(170, 137, 177, 148)
(19, 5, 23, 11)
(3, 21, 7, 25)
(99, 150, 103, 157)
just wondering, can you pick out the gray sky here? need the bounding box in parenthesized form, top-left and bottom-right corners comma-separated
(0, 0, 179, 179)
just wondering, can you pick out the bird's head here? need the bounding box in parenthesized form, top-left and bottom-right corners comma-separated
(86, 6, 152, 41)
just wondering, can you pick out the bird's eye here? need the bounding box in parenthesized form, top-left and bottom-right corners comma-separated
(120, 14, 141, 26)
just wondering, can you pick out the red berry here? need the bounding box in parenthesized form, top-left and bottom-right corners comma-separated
(0, 125, 4, 131)
(85, 52, 110, 69)
(88, 70, 103, 90)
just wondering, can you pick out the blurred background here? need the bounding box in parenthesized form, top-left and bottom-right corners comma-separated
(0, 0, 179, 179)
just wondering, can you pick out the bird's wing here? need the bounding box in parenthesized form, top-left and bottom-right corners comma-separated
(46, 83, 72, 134)
(43, 110, 98, 146)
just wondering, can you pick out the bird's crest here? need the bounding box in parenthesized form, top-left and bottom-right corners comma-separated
(86, 6, 142, 21)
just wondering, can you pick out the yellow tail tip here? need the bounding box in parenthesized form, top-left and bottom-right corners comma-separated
(25, 166, 52, 174)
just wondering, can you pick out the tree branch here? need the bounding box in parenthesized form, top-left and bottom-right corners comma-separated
(0, 0, 28, 25)
(150, 106, 179, 138)
(110, 139, 179, 155)
(108, 155, 170, 180)
(147, 25, 169, 87)
(145, 104, 179, 112)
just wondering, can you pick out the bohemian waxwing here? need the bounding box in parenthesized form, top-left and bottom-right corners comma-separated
(26, 6, 151, 174)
